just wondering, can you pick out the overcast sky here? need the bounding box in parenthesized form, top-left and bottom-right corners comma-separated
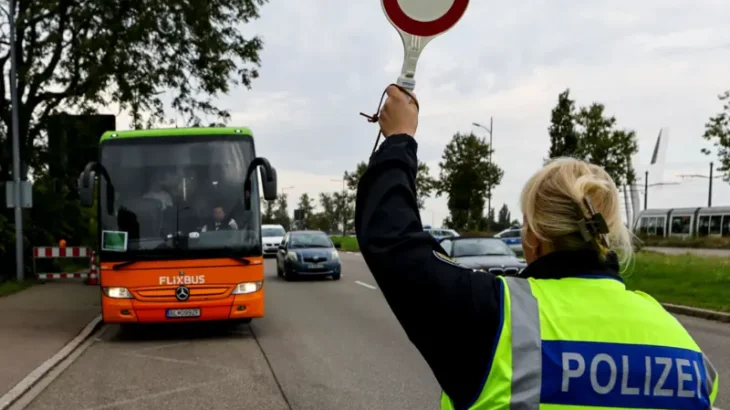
(115, 0, 730, 227)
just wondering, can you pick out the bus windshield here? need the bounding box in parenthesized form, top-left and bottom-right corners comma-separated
(98, 135, 261, 259)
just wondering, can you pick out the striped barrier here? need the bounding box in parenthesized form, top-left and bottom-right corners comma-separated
(33, 247, 98, 285)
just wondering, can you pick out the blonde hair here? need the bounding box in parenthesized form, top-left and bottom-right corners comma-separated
(520, 157, 633, 266)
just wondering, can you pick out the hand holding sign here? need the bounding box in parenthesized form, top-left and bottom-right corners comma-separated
(362, 0, 469, 152)
(382, 0, 470, 91)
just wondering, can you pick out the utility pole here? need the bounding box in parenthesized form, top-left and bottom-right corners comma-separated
(7, 0, 24, 281)
(644, 171, 649, 211)
(472, 117, 494, 232)
(708, 162, 713, 208)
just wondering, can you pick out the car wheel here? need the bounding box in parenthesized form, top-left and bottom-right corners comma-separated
(331, 274, 341, 281)
(284, 269, 296, 281)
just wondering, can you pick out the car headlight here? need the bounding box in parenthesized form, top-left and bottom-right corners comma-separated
(103, 287, 133, 299)
(286, 251, 298, 262)
(331, 250, 339, 260)
(232, 281, 263, 294)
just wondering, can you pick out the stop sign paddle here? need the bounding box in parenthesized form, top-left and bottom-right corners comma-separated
(381, 0, 470, 91)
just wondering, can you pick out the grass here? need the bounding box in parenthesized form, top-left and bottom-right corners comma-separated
(624, 252, 730, 312)
(327, 237, 728, 312)
(330, 236, 360, 252)
(0, 280, 34, 297)
(638, 235, 730, 249)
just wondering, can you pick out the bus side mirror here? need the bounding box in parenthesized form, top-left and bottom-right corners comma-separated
(244, 157, 278, 210)
(79, 161, 115, 215)
(78, 171, 94, 207)
(260, 164, 277, 201)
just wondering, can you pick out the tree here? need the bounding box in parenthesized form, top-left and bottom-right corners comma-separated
(333, 191, 354, 235)
(436, 132, 504, 231)
(701, 90, 730, 181)
(545, 90, 638, 186)
(344, 160, 436, 209)
(296, 193, 315, 228)
(547, 89, 580, 160)
(273, 194, 291, 231)
(319, 193, 338, 234)
(0, 0, 268, 181)
(575, 103, 638, 186)
(496, 204, 511, 231)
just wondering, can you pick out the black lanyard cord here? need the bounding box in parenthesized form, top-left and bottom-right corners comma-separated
(359, 84, 419, 155)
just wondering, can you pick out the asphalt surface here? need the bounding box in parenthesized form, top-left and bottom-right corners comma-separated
(19, 253, 730, 410)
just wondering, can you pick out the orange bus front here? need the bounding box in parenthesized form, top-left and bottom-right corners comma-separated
(100, 258, 264, 323)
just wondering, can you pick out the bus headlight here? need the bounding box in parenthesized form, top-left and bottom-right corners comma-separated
(232, 281, 263, 295)
(286, 251, 298, 262)
(103, 287, 133, 299)
(331, 250, 339, 260)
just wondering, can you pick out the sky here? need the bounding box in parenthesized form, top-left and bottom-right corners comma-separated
(114, 0, 730, 227)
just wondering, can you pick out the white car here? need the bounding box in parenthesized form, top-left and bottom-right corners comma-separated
(262, 224, 286, 257)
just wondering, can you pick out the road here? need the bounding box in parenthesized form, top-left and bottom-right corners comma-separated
(17, 253, 730, 410)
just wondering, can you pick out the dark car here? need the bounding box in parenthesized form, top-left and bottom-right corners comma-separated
(438, 236, 527, 276)
(275, 230, 342, 281)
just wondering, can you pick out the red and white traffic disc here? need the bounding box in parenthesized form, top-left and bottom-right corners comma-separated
(382, 0, 469, 37)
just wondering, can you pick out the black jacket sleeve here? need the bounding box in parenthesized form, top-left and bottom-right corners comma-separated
(354, 134, 503, 410)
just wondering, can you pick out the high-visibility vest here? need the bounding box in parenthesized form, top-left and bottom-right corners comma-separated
(441, 275, 719, 410)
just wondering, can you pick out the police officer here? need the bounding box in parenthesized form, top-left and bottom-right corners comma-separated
(354, 85, 719, 410)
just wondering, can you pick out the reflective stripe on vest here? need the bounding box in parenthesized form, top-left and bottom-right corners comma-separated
(441, 276, 719, 410)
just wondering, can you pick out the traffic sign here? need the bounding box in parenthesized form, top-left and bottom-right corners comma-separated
(381, 0, 469, 91)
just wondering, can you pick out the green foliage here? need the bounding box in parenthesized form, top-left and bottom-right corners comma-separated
(345, 160, 435, 209)
(295, 193, 315, 228)
(701, 90, 730, 181)
(273, 193, 291, 231)
(546, 89, 639, 186)
(0, 0, 268, 277)
(437, 132, 504, 231)
(547, 89, 580, 159)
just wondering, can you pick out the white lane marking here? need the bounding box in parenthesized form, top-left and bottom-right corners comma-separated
(355, 281, 377, 290)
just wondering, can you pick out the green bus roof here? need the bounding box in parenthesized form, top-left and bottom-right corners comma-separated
(99, 126, 253, 142)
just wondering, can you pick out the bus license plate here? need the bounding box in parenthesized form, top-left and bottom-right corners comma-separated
(166, 308, 201, 318)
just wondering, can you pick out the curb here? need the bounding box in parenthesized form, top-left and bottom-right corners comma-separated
(0, 315, 103, 410)
(662, 303, 730, 323)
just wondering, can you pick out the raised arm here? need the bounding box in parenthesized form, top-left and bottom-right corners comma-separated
(354, 87, 504, 409)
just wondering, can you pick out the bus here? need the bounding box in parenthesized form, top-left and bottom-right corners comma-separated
(77, 127, 277, 325)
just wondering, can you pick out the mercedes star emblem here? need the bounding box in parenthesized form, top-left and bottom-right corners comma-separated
(175, 286, 190, 301)
(179, 270, 185, 276)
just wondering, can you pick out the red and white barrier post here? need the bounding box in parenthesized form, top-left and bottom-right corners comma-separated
(33, 246, 97, 285)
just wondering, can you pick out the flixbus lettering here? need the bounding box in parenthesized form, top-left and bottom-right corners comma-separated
(159, 275, 205, 286)
(540, 340, 713, 409)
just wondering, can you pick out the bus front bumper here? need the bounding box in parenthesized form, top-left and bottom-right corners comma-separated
(101, 291, 264, 324)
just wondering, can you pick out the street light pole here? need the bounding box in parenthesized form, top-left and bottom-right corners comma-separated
(7, 0, 24, 281)
(472, 118, 494, 232)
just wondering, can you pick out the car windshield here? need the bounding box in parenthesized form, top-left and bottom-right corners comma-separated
(289, 233, 333, 248)
(451, 238, 513, 258)
(98, 135, 260, 259)
(262, 227, 286, 237)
